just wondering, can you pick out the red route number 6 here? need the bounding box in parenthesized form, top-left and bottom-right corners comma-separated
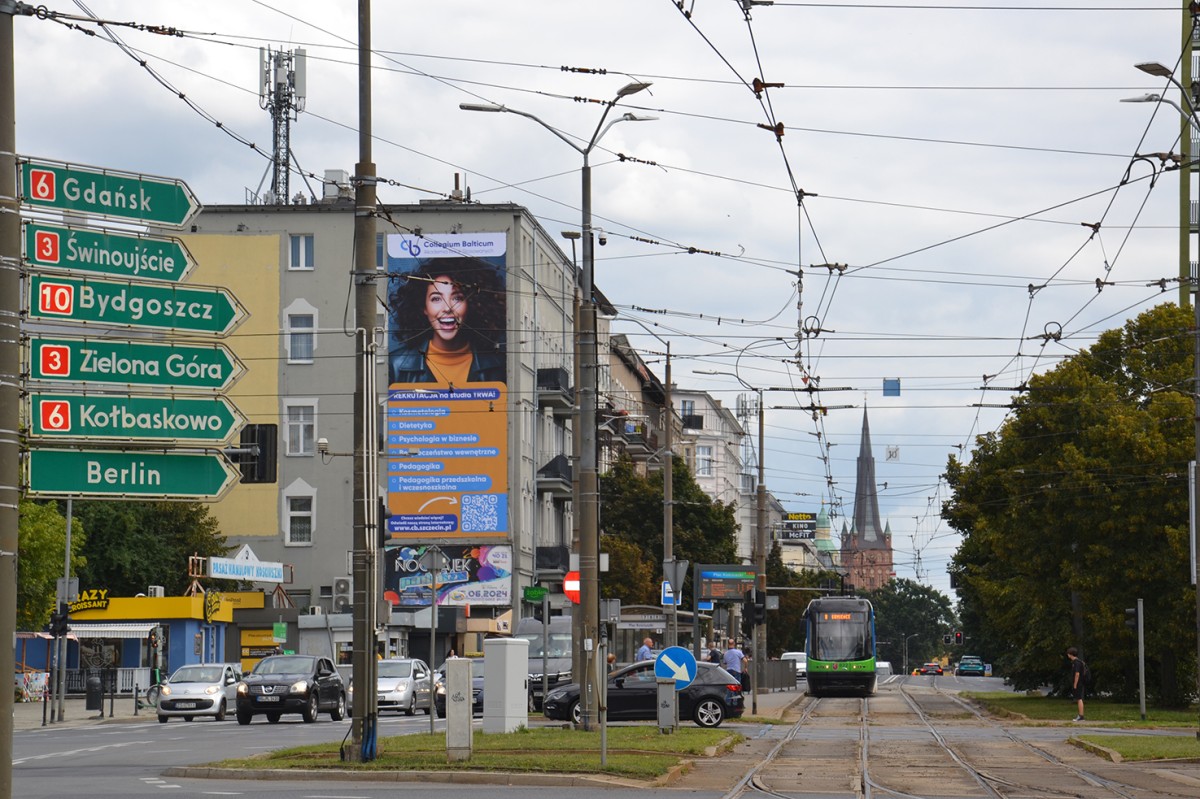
(29, 168, 56, 201)
(39, 400, 70, 432)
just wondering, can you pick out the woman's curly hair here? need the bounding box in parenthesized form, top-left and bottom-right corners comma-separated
(389, 257, 506, 349)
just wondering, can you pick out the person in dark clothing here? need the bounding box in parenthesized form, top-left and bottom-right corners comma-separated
(388, 257, 506, 385)
(1067, 646, 1086, 721)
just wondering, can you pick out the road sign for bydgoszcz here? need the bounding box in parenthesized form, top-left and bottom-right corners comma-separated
(27, 336, 244, 391)
(26, 447, 239, 499)
(27, 392, 245, 444)
(23, 221, 195, 282)
(654, 646, 697, 691)
(18, 158, 200, 227)
(28, 274, 246, 336)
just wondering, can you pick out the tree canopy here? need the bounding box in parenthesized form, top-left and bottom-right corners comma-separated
(864, 578, 956, 672)
(944, 303, 1195, 705)
(17, 499, 86, 630)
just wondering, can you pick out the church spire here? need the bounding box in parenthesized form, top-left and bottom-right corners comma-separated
(853, 406, 885, 545)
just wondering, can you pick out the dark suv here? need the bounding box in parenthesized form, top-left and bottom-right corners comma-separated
(235, 654, 346, 725)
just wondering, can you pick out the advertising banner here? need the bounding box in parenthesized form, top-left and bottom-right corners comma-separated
(779, 511, 817, 542)
(385, 233, 508, 542)
(383, 544, 512, 607)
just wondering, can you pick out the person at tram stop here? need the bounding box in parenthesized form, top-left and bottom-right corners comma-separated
(636, 637, 655, 662)
(388, 257, 506, 385)
(723, 639, 747, 682)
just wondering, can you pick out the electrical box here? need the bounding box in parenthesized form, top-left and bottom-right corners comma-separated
(445, 657, 473, 761)
(657, 678, 677, 733)
(483, 637, 528, 733)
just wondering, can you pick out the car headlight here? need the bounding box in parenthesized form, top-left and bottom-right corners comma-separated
(160, 685, 173, 696)
(545, 689, 568, 703)
(289, 679, 309, 693)
(204, 685, 220, 695)
(236, 682, 247, 696)
(393, 680, 409, 692)
(436, 683, 446, 696)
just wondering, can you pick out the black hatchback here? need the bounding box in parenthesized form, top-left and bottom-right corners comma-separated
(543, 660, 744, 728)
(235, 654, 346, 724)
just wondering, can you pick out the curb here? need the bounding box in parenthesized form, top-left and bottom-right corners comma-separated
(164, 766, 649, 788)
(1068, 736, 1122, 762)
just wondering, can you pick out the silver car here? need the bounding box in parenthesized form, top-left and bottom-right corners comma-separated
(350, 658, 434, 715)
(157, 662, 241, 722)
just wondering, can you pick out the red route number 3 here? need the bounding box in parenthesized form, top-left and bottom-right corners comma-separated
(39, 400, 70, 432)
(34, 230, 60, 264)
(38, 344, 70, 377)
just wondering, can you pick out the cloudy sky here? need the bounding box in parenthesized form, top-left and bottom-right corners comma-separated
(11, 1, 1193, 596)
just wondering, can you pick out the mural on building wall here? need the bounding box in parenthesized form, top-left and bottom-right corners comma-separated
(383, 544, 511, 607)
(384, 232, 508, 542)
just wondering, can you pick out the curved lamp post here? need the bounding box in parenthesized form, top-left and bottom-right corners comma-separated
(461, 84, 654, 732)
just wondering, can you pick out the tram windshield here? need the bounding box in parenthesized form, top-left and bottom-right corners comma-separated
(812, 610, 872, 661)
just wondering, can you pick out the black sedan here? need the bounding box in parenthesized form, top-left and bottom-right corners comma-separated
(918, 662, 944, 676)
(235, 654, 346, 724)
(543, 660, 744, 728)
(434, 658, 484, 718)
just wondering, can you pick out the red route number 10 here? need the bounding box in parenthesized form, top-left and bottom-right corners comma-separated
(37, 282, 74, 316)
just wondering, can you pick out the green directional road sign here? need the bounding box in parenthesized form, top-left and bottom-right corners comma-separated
(27, 392, 245, 444)
(26, 448, 239, 499)
(27, 336, 244, 392)
(23, 222, 195, 282)
(18, 158, 200, 227)
(28, 274, 246, 336)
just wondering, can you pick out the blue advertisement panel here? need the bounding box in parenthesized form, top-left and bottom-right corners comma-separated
(383, 544, 512, 607)
(385, 233, 508, 542)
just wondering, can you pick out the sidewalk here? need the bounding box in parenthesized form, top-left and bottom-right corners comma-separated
(12, 694, 147, 731)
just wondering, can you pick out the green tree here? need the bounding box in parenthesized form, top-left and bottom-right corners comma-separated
(945, 303, 1194, 705)
(864, 578, 955, 672)
(763, 542, 839, 655)
(17, 499, 86, 630)
(73, 501, 231, 597)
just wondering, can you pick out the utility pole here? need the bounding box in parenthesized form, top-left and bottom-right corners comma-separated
(753, 387, 766, 715)
(663, 345, 676, 646)
(347, 0, 379, 762)
(0, 5, 24, 797)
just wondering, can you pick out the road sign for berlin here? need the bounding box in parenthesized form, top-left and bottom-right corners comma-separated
(27, 336, 244, 392)
(27, 392, 245, 444)
(19, 158, 200, 227)
(26, 448, 240, 500)
(23, 221, 195, 282)
(28, 274, 246, 337)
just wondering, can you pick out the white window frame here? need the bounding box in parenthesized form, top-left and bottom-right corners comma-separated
(289, 233, 315, 271)
(284, 399, 318, 456)
(696, 445, 714, 477)
(287, 313, 315, 364)
(282, 478, 316, 547)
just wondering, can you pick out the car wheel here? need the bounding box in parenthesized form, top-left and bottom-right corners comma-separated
(693, 698, 725, 728)
(330, 692, 346, 721)
(266, 712, 282, 724)
(302, 693, 319, 723)
(569, 700, 581, 725)
(436, 704, 446, 719)
(405, 695, 415, 716)
(236, 710, 252, 725)
(157, 714, 168, 724)
(214, 700, 226, 722)
(424, 704, 432, 716)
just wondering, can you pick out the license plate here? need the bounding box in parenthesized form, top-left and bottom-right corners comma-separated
(175, 702, 197, 709)
(257, 695, 281, 703)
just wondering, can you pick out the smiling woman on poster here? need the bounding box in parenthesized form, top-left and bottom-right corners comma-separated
(388, 257, 506, 385)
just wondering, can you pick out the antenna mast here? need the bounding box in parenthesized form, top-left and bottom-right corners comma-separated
(258, 47, 307, 204)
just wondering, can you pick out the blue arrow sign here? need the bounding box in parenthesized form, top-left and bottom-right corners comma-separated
(654, 646, 697, 691)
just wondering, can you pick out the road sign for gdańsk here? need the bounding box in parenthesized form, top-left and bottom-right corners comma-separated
(18, 158, 200, 228)
(23, 221, 196, 283)
(25, 447, 239, 500)
(26, 336, 244, 392)
(26, 391, 245, 445)
(27, 273, 247, 337)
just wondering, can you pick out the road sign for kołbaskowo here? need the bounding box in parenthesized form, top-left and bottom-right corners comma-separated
(654, 646, 697, 691)
(27, 392, 245, 444)
(23, 222, 195, 282)
(19, 159, 200, 227)
(26, 448, 239, 499)
(28, 274, 246, 337)
(27, 336, 244, 391)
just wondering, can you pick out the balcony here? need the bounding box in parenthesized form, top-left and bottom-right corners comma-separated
(620, 422, 657, 458)
(536, 453, 573, 499)
(537, 368, 573, 412)
(682, 414, 704, 430)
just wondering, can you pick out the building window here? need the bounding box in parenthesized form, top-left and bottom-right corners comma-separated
(236, 424, 277, 483)
(681, 399, 695, 417)
(286, 403, 316, 455)
(289, 234, 315, 270)
(288, 314, 315, 363)
(696, 445, 713, 477)
(376, 232, 386, 270)
(287, 495, 313, 545)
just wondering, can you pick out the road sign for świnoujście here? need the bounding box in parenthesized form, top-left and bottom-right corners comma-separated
(27, 274, 246, 337)
(18, 159, 200, 228)
(23, 222, 196, 283)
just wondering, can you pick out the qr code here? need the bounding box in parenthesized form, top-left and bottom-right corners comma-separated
(461, 493, 503, 532)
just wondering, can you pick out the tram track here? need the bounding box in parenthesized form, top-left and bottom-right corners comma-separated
(719, 681, 1191, 799)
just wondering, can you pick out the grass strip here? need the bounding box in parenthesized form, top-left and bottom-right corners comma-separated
(963, 692, 1197, 726)
(1078, 734, 1200, 762)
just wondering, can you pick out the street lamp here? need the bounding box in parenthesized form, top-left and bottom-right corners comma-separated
(903, 633, 919, 675)
(462, 83, 654, 732)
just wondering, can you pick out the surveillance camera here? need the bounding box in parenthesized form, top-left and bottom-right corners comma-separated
(598, 234, 608, 246)
(317, 437, 329, 454)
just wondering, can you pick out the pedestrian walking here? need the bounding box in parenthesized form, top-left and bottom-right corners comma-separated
(636, 637, 655, 662)
(1067, 647, 1087, 721)
(723, 639, 746, 683)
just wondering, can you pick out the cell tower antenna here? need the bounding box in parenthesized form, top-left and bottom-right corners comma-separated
(256, 46, 307, 204)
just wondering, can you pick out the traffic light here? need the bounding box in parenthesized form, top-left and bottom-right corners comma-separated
(752, 591, 766, 624)
(47, 612, 69, 637)
(954, 631, 963, 645)
(149, 630, 159, 650)
(942, 634, 952, 645)
(1124, 606, 1138, 629)
(741, 589, 755, 638)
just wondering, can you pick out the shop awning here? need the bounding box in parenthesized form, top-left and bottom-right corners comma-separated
(67, 622, 157, 639)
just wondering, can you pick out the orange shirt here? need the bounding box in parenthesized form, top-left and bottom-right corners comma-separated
(426, 337, 473, 386)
